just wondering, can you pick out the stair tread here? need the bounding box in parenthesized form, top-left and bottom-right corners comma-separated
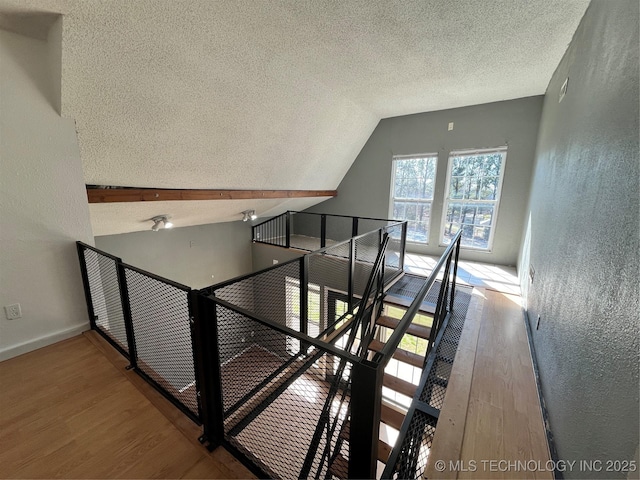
(383, 373, 418, 398)
(378, 438, 392, 463)
(381, 403, 406, 431)
(369, 339, 424, 369)
(377, 315, 432, 340)
(384, 294, 436, 314)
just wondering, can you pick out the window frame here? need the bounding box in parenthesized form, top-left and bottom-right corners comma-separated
(388, 153, 439, 245)
(439, 146, 508, 251)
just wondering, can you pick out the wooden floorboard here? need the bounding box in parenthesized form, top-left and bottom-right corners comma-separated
(425, 289, 552, 479)
(0, 333, 254, 479)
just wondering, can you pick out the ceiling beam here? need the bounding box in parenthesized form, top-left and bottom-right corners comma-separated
(87, 187, 337, 204)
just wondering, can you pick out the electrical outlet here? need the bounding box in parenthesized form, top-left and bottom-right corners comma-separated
(273, 259, 279, 265)
(5, 303, 22, 320)
(448, 122, 454, 131)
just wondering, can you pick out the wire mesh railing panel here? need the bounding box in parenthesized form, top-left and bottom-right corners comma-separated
(353, 231, 381, 298)
(215, 304, 293, 414)
(388, 410, 438, 480)
(124, 267, 198, 418)
(325, 215, 355, 244)
(213, 261, 301, 329)
(384, 223, 404, 282)
(357, 218, 390, 236)
(290, 212, 321, 237)
(82, 248, 128, 353)
(307, 242, 352, 335)
(418, 286, 471, 410)
(214, 305, 353, 480)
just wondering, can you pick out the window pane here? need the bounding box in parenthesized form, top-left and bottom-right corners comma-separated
(393, 201, 405, 218)
(466, 178, 480, 200)
(480, 177, 499, 200)
(405, 203, 417, 221)
(476, 205, 494, 225)
(473, 226, 491, 249)
(449, 177, 466, 199)
(442, 150, 506, 250)
(391, 155, 437, 244)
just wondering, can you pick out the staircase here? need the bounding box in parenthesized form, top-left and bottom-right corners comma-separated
(328, 301, 436, 477)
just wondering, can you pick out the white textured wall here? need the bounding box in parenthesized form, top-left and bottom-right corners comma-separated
(95, 221, 253, 289)
(0, 28, 94, 360)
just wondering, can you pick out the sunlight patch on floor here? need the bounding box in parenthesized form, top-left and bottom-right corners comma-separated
(404, 253, 521, 295)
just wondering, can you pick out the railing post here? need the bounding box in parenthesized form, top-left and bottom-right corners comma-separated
(352, 217, 359, 237)
(116, 261, 138, 368)
(399, 222, 408, 271)
(190, 291, 225, 448)
(186, 293, 204, 421)
(320, 214, 327, 248)
(76, 243, 97, 329)
(300, 256, 309, 335)
(449, 235, 461, 311)
(285, 211, 291, 248)
(348, 238, 355, 310)
(379, 227, 385, 283)
(349, 360, 383, 479)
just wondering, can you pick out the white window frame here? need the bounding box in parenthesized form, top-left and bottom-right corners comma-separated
(389, 153, 439, 245)
(439, 147, 507, 251)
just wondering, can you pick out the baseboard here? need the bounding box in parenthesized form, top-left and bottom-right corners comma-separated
(0, 322, 90, 362)
(522, 308, 562, 479)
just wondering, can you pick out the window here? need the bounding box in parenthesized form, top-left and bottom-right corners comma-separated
(285, 277, 320, 355)
(390, 154, 438, 244)
(441, 147, 507, 250)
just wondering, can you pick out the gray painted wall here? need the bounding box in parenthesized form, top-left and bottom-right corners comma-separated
(518, 1, 639, 477)
(252, 243, 305, 272)
(307, 96, 543, 265)
(95, 221, 253, 289)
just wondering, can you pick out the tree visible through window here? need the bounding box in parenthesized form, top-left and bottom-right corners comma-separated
(441, 148, 507, 250)
(390, 154, 438, 244)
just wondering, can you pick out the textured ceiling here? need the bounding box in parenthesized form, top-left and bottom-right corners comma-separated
(0, 0, 590, 235)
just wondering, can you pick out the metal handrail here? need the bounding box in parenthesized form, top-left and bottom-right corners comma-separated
(374, 230, 463, 367)
(288, 210, 405, 225)
(251, 211, 287, 229)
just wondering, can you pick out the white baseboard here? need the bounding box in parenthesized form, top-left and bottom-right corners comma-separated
(0, 322, 90, 362)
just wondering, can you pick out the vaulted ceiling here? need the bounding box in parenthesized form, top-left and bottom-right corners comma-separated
(0, 0, 590, 235)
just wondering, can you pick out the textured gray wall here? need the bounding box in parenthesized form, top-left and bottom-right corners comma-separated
(96, 221, 252, 289)
(519, 1, 639, 477)
(307, 96, 543, 265)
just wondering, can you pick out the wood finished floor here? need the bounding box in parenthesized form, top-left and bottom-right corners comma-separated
(0, 333, 254, 479)
(426, 289, 552, 479)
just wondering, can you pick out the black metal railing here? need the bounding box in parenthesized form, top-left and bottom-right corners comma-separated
(203, 225, 405, 332)
(190, 229, 462, 478)
(76, 220, 463, 479)
(252, 211, 407, 258)
(193, 232, 392, 479)
(381, 230, 463, 480)
(76, 242, 201, 423)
